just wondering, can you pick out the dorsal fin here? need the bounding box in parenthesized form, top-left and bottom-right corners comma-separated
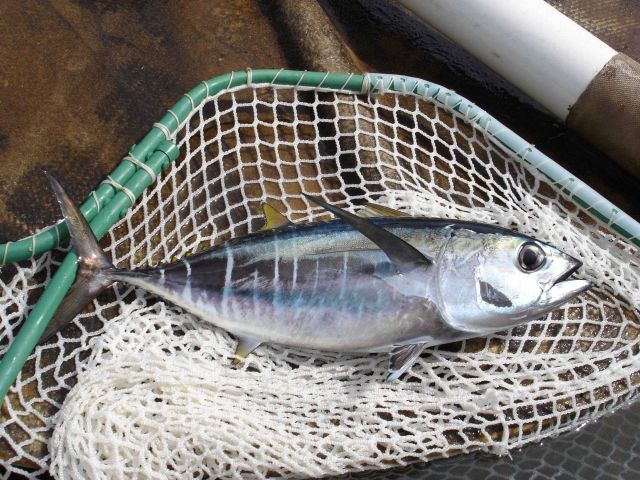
(359, 202, 410, 218)
(260, 203, 292, 231)
(303, 194, 432, 273)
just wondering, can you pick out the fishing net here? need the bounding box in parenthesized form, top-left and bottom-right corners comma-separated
(1, 76, 639, 479)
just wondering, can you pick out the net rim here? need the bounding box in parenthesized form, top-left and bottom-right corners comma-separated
(1, 67, 638, 408)
(1, 69, 638, 265)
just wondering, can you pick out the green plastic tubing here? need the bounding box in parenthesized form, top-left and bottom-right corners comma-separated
(0, 69, 365, 408)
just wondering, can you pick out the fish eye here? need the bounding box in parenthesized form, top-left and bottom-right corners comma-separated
(517, 242, 546, 272)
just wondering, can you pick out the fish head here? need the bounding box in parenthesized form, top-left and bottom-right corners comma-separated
(437, 228, 591, 333)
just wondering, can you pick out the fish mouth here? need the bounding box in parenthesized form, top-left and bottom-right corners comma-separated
(545, 258, 592, 306)
(553, 259, 582, 286)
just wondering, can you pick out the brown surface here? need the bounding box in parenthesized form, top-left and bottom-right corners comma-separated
(0, 0, 288, 243)
(568, 53, 640, 178)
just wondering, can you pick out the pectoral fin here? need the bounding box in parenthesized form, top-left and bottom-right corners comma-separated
(303, 194, 431, 273)
(387, 343, 427, 382)
(260, 203, 292, 231)
(232, 335, 263, 364)
(359, 202, 410, 218)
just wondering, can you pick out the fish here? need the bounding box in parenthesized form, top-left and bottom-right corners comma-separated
(40, 173, 592, 381)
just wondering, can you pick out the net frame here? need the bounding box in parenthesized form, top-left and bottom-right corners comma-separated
(2, 70, 638, 267)
(1, 69, 640, 478)
(2, 69, 639, 405)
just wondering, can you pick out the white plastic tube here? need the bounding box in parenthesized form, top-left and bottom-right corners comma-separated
(396, 0, 616, 120)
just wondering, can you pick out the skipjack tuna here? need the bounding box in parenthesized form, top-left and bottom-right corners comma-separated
(42, 173, 591, 381)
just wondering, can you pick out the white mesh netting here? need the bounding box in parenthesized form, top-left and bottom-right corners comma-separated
(1, 84, 639, 479)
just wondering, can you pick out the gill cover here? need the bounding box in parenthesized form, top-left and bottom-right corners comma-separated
(436, 228, 590, 333)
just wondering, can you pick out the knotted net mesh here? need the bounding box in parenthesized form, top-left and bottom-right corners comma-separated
(1, 84, 639, 479)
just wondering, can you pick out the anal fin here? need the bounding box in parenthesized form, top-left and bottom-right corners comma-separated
(232, 335, 263, 364)
(387, 343, 427, 382)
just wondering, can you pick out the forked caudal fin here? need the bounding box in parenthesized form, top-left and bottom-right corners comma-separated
(38, 172, 116, 344)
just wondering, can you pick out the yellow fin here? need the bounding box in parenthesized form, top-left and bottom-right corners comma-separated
(260, 203, 292, 231)
(359, 202, 410, 218)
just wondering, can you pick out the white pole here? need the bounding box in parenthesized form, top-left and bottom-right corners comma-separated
(396, 0, 616, 120)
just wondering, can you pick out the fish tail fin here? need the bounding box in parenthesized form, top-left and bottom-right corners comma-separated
(39, 172, 116, 344)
